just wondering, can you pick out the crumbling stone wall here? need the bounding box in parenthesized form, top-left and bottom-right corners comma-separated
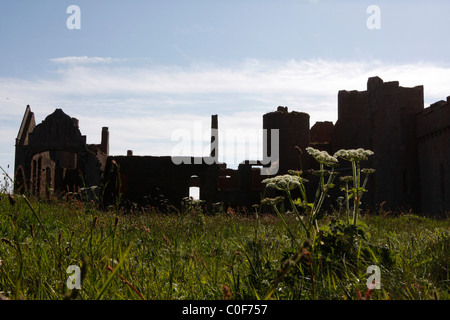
(14, 107, 108, 198)
(310, 121, 334, 154)
(332, 89, 369, 152)
(368, 78, 424, 211)
(416, 97, 450, 215)
(102, 155, 219, 209)
(331, 77, 424, 212)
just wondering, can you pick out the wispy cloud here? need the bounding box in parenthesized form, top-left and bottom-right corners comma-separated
(2, 57, 449, 123)
(17, 58, 450, 104)
(49, 56, 126, 65)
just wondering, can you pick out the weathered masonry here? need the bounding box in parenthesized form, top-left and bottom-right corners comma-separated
(14, 107, 108, 197)
(14, 77, 450, 215)
(416, 98, 450, 214)
(331, 77, 449, 214)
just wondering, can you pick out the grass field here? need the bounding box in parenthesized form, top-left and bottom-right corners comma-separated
(0, 193, 448, 300)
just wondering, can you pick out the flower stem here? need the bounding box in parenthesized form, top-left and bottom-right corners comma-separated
(286, 190, 310, 239)
(345, 182, 350, 224)
(272, 204, 299, 247)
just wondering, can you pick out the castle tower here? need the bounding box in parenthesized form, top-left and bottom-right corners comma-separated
(332, 77, 424, 211)
(367, 77, 424, 211)
(263, 106, 310, 175)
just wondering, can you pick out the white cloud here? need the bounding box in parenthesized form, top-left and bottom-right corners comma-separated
(4, 58, 450, 109)
(49, 56, 125, 65)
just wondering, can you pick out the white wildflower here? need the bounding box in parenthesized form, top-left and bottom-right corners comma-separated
(262, 174, 302, 191)
(306, 147, 339, 167)
(334, 148, 374, 162)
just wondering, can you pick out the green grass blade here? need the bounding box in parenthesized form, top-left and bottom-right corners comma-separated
(96, 240, 134, 300)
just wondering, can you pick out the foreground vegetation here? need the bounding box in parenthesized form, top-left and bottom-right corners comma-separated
(0, 194, 448, 300)
(1, 148, 448, 301)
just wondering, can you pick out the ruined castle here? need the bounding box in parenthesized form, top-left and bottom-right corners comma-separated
(14, 77, 450, 215)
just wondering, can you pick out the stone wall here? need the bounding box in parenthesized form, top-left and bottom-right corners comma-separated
(102, 155, 220, 209)
(14, 107, 108, 198)
(331, 77, 424, 211)
(416, 97, 450, 214)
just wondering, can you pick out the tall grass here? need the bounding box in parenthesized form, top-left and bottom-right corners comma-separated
(0, 192, 448, 300)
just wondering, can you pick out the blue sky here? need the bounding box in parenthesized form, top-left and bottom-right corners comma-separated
(1, 0, 450, 179)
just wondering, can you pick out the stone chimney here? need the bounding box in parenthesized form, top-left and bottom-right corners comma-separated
(101, 127, 109, 156)
(210, 114, 218, 162)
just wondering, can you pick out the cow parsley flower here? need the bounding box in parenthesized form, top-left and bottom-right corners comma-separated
(306, 147, 339, 167)
(361, 168, 376, 175)
(334, 148, 374, 162)
(260, 196, 285, 206)
(262, 174, 302, 191)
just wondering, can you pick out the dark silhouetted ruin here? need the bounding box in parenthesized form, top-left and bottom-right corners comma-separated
(14, 107, 109, 197)
(14, 77, 450, 215)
